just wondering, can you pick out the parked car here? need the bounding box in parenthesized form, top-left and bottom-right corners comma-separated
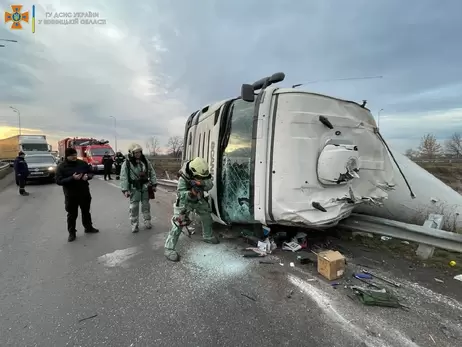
(25, 153, 58, 183)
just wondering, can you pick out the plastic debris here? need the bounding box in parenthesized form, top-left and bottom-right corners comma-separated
(78, 314, 98, 323)
(351, 286, 402, 308)
(242, 248, 266, 257)
(434, 278, 444, 283)
(454, 274, 462, 282)
(282, 241, 302, 252)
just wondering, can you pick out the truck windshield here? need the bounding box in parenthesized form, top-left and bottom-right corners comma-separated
(22, 144, 49, 151)
(26, 156, 55, 164)
(89, 148, 114, 156)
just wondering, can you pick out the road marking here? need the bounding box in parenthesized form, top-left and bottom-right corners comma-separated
(94, 176, 121, 189)
(288, 274, 421, 347)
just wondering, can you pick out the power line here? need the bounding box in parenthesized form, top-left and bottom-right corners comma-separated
(292, 75, 383, 88)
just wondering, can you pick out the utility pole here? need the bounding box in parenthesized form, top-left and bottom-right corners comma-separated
(377, 108, 384, 128)
(10, 106, 21, 135)
(109, 116, 117, 152)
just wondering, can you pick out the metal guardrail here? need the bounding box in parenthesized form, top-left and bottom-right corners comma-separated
(0, 161, 10, 172)
(339, 213, 462, 253)
(156, 178, 178, 188)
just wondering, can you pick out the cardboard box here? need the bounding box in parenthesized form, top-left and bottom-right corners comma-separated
(317, 250, 346, 280)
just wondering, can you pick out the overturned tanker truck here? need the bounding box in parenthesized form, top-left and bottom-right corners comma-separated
(181, 72, 410, 229)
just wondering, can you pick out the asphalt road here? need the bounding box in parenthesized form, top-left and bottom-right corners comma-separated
(0, 175, 461, 347)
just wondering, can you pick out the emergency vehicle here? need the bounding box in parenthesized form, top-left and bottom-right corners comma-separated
(58, 137, 115, 172)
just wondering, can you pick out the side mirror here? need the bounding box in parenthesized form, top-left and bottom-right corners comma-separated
(241, 84, 255, 102)
(269, 72, 285, 84)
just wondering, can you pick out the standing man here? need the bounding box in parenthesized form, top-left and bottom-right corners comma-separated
(102, 151, 114, 181)
(164, 157, 218, 262)
(114, 151, 125, 180)
(120, 143, 157, 233)
(56, 148, 99, 242)
(13, 151, 30, 196)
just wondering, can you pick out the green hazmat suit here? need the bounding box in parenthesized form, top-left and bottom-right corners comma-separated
(164, 160, 218, 261)
(120, 155, 157, 232)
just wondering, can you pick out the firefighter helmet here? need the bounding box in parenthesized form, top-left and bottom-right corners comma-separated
(189, 157, 210, 178)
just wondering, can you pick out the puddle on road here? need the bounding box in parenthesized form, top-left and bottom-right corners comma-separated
(288, 274, 421, 347)
(97, 247, 142, 268)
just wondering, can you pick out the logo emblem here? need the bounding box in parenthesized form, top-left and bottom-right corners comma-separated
(34, 168, 39, 172)
(4, 5, 29, 30)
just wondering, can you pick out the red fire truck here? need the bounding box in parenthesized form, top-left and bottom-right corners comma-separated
(58, 137, 115, 172)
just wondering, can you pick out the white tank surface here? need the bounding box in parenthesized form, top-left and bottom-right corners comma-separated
(355, 150, 462, 231)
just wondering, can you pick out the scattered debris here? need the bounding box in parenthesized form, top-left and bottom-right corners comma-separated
(262, 225, 271, 237)
(361, 269, 401, 288)
(286, 289, 294, 298)
(434, 278, 444, 283)
(317, 250, 346, 281)
(289, 262, 295, 267)
(351, 286, 402, 308)
(78, 314, 98, 323)
(429, 334, 436, 344)
(259, 260, 275, 265)
(241, 293, 256, 302)
(454, 274, 462, 282)
(257, 238, 277, 254)
(353, 274, 382, 289)
(381, 236, 392, 241)
(354, 273, 372, 280)
(242, 248, 266, 257)
(296, 255, 313, 264)
(282, 241, 302, 252)
(449, 260, 457, 267)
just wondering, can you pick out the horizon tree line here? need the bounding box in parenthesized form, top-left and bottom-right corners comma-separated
(145, 136, 183, 158)
(405, 132, 462, 160)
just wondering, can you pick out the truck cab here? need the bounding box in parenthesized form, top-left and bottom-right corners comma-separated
(84, 146, 115, 172)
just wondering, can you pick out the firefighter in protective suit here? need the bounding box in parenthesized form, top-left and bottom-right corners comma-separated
(114, 151, 125, 180)
(120, 143, 157, 233)
(164, 157, 219, 262)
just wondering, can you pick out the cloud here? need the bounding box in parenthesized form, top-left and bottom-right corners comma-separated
(0, 0, 461, 155)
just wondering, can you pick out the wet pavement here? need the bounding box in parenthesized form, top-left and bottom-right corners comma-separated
(0, 175, 461, 347)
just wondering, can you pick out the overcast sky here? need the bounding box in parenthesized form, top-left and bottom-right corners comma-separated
(0, 0, 461, 154)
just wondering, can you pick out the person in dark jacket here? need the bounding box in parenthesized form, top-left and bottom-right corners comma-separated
(114, 151, 125, 180)
(56, 147, 99, 242)
(13, 151, 30, 196)
(102, 151, 114, 181)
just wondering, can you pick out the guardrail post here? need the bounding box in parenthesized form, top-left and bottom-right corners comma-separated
(415, 214, 444, 259)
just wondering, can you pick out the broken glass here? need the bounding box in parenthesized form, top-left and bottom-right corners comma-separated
(220, 99, 255, 223)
